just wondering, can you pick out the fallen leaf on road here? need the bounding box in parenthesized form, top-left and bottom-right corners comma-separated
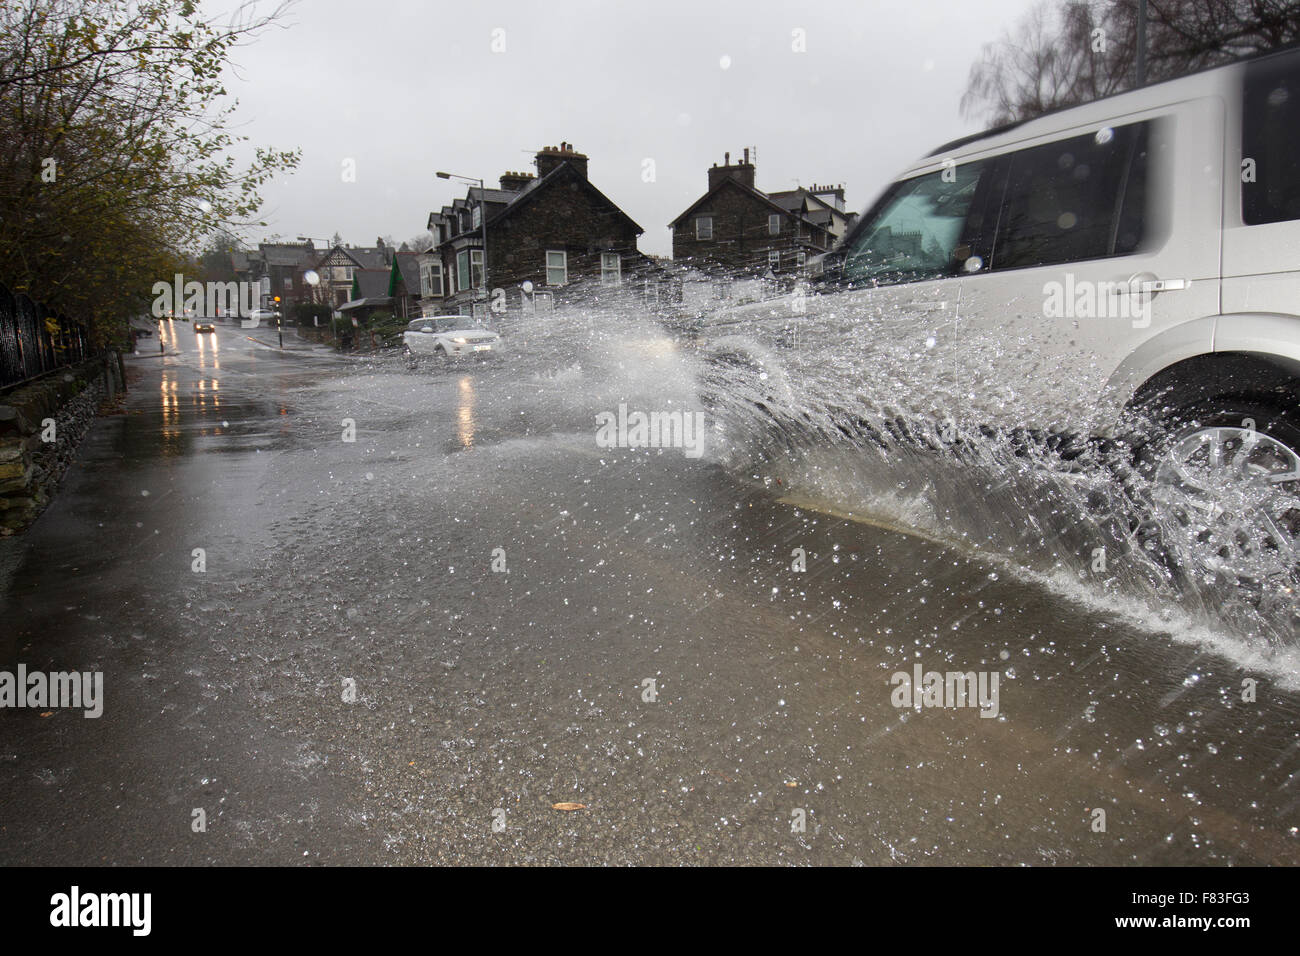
(785, 781, 798, 788)
(551, 802, 587, 811)
(39, 712, 54, 718)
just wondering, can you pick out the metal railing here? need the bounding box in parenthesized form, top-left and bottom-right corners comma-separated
(0, 281, 91, 389)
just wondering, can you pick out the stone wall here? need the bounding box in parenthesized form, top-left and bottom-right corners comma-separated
(0, 354, 124, 533)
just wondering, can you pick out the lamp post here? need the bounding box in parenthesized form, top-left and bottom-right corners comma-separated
(437, 171, 489, 317)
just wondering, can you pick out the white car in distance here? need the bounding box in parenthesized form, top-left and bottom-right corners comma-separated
(403, 316, 502, 365)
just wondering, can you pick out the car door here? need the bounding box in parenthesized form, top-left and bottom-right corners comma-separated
(955, 99, 1224, 435)
(801, 156, 1000, 429)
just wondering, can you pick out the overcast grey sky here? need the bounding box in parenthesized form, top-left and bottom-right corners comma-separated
(221, 0, 1039, 256)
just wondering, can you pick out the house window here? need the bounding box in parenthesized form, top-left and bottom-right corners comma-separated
(421, 262, 444, 297)
(797, 252, 807, 271)
(768, 250, 780, 270)
(769, 214, 782, 235)
(457, 250, 470, 292)
(472, 205, 482, 229)
(696, 217, 713, 239)
(546, 250, 567, 286)
(601, 252, 621, 286)
(470, 249, 483, 289)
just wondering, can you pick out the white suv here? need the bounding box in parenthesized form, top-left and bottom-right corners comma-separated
(700, 47, 1300, 588)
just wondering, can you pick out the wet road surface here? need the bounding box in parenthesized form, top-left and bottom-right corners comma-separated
(1, 316, 1297, 865)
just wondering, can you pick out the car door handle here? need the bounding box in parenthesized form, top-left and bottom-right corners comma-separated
(1114, 276, 1188, 295)
(1135, 278, 1187, 293)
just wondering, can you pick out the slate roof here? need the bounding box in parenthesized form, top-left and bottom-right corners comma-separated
(429, 160, 643, 243)
(484, 162, 642, 234)
(669, 178, 823, 230)
(347, 247, 391, 269)
(258, 242, 317, 267)
(394, 253, 422, 296)
(352, 268, 391, 300)
(338, 296, 393, 312)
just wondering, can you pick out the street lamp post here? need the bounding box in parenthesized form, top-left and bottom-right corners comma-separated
(437, 171, 489, 317)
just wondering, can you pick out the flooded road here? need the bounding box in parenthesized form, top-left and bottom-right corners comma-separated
(1, 315, 1297, 865)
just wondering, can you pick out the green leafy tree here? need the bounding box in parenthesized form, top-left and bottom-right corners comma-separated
(0, 0, 300, 344)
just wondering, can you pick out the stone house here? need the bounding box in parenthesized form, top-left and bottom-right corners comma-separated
(421, 142, 655, 316)
(669, 149, 839, 279)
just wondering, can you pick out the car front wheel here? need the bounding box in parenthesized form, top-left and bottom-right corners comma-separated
(1136, 399, 1300, 602)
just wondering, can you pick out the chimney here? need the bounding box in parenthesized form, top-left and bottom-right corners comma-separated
(707, 148, 756, 192)
(535, 142, 589, 180)
(499, 170, 535, 191)
(811, 182, 846, 212)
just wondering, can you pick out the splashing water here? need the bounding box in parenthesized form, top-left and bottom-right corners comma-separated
(693, 295, 1300, 664)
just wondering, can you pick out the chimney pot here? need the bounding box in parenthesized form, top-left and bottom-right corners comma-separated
(535, 143, 588, 180)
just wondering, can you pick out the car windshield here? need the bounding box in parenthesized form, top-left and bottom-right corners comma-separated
(434, 317, 476, 332)
(408, 317, 476, 333)
(842, 161, 986, 284)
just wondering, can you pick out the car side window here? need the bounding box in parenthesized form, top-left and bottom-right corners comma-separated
(1242, 50, 1300, 225)
(841, 160, 989, 286)
(990, 121, 1147, 271)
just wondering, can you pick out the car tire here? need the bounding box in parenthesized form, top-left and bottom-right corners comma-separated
(1127, 396, 1300, 601)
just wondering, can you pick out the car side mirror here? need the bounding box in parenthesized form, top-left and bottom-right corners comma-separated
(421, 326, 434, 333)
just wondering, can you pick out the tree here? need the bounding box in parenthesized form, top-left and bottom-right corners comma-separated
(197, 228, 242, 283)
(404, 230, 435, 253)
(961, 0, 1300, 126)
(0, 0, 300, 343)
